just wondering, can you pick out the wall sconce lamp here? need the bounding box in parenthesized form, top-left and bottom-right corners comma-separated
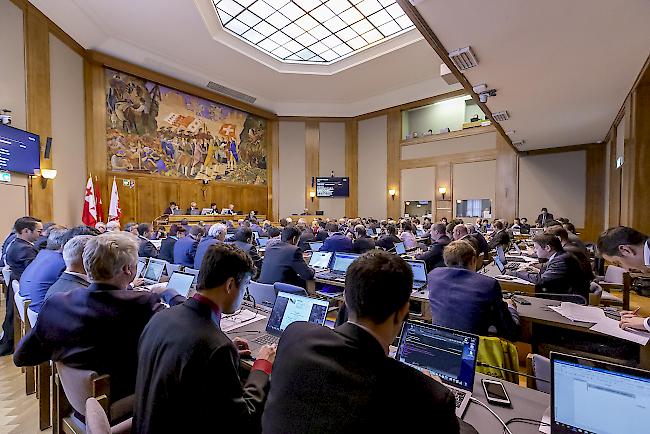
(438, 186, 447, 200)
(35, 169, 57, 188)
(309, 191, 316, 202)
(388, 188, 396, 200)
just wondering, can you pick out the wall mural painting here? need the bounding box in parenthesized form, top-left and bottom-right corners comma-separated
(105, 69, 268, 185)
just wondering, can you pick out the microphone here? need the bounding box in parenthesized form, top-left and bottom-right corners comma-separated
(476, 361, 550, 383)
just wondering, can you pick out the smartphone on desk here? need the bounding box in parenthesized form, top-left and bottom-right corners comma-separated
(482, 379, 511, 407)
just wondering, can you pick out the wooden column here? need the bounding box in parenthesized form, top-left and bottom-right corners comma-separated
(386, 110, 401, 219)
(345, 119, 358, 217)
(84, 59, 108, 211)
(608, 132, 621, 227)
(583, 144, 606, 241)
(495, 133, 518, 222)
(267, 119, 280, 221)
(305, 120, 320, 214)
(25, 5, 53, 221)
(630, 82, 650, 233)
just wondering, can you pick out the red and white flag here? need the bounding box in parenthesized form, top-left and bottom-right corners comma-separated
(94, 177, 105, 223)
(108, 177, 122, 222)
(82, 176, 98, 227)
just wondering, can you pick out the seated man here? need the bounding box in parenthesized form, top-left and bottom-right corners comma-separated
(427, 240, 519, 341)
(452, 224, 489, 259)
(320, 222, 354, 253)
(519, 217, 531, 234)
(375, 224, 401, 251)
(487, 220, 511, 250)
(563, 222, 587, 252)
(45, 234, 94, 301)
(416, 223, 451, 271)
(545, 226, 593, 281)
(352, 224, 375, 254)
(296, 223, 315, 252)
(159, 224, 184, 263)
(13, 232, 184, 402)
(226, 227, 262, 279)
(258, 226, 314, 288)
(262, 251, 463, 433)
(133, 244, 275, 434)
(508, 234, 589, 302)
(173, 225, 202, 267)
(137, 223, 159, 258)
(20, 225, 68, 314)
(194, 223, 226, 269)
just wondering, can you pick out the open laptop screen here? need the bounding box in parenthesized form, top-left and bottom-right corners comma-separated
(331, 253, 359, 273)
(166, 272, 195, 297)
(143, 259, 165, 283)
(493, 255, 506, 274)
(396, 322, 478, 392)
(309, 251, 333, 269)
(394, 242, 406, 255)
(551, 353, 650, 434)
(308, 242, 323, 252)
(266, 292, 329, 336)
(257, 237, 269, 247)
(496, 245, 506, 264)
(406, 260, 427, 284)
(137, 259, 147, 278)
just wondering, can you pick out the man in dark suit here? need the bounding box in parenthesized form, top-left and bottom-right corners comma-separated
(159, 225, 184, 263)
(375, 224, 401, 251)
(194, 223, 226, 269)
(313, 220, 328, 241)
(262, 251, 463, 433)
(321, 222, 354, 253)
(133, 243, 276, 434)
(1, 230, 16, 266)
(173, 225, 202, 267)
(297, 223, 315, 252)
(416, 223, 451, 271)
(137, 223, 159, 258)
(13, 232, 184, 402)
(519, 217, 531, 234)
(352, 224, 375, 254)
(428, 240, 520, 341)
(487, 220, 511, 250)
(227, 227, 262, 280)
(0, 217, 42, 355)
(163, 201, 179, 215)
(186, 201, 200, 215)
(34, 222, 55, 250)
(535, 208, 554, 227)
(258, 226, 315, 288)
(508, 234, 589, 301)
(45, 234, 94, 301)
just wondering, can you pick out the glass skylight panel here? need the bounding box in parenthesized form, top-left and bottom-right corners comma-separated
(213, 0, 414, 63)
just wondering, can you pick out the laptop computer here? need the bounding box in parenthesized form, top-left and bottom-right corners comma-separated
(308, 241, 323, 252)
(166, 271, 195, 297)
(257, 237, 269, 248)
(315, 252, 360, 282)
(200, 208, 213, 215)
(182, 267, 199, 284)
(405, 259, 427, 290)
(396, 322, 479, 417)
(309, 251, 333, 270)
(551, 352, 650, 434)
(366, 228, 374, 237)
(252, 292, 330, 346)
(416, 229, 426, 237)
(142, 258, 166, 285)
(165, 262, 180, 276)
(375, 228, 382, 235)
(394, 242, 406, 255)
(497, 245, 527, 263)
(136, 258, 147, 278)
(530, 227, 544, 236)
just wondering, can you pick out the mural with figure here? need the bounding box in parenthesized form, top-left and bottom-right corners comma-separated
(105, 69, 267, 184)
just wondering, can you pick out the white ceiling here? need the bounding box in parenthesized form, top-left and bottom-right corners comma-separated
(29, 0, 458, 116)
(413, 0, 650, 150)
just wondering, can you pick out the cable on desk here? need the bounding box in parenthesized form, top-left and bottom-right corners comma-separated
(503, 418, 550, 434)
(469, 397, 513, 434)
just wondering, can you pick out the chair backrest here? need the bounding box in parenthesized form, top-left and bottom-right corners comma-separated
(273, 282, 308, 296)
(604, 265, 625, 284)
(12, 281, 27, 323)
(55, 362, 104, 416)
(589, 282, 603, 306)
(526, 354, 551, 394)
(85, 398, 111, 434)
(1, 266, 10, 287)
(248, 281, 277, 308)
(535, 292, 587, 305)
(476, 336, 520, 383)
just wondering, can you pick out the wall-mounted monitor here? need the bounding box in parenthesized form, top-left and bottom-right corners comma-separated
(0, 124, 40, 175)
(316, 177, 349, 198)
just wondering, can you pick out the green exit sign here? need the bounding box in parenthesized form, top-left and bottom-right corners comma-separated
(0, 172, 10, 183)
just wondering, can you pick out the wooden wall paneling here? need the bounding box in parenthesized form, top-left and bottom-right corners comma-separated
(84, 60, 108, 218)
(305, 121, 320, 214)
(345, 119, 358, 217)
(25, 5, 53, 221)
(136, 178, 156, 224)
(631, 83, 650, 234)
(435, 164, 452, 222)
(583, 144, 606, 242)
(386, 110, 401, 219)
(113, 176, 137, 224)
(608, 134, 621, 227)
(495, 133, 518, 222)
(155, 180, 180, 217)
(620, 96, 634, 226)
(267, 120, 279, 220)
(399, 149, 497, 170)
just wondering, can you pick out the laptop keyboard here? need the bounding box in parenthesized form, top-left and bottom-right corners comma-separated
(506, 256, 528, 262)
(451, 389, 467, 408)
(317, 272, 345, 281)
(253, 334, 279, 346)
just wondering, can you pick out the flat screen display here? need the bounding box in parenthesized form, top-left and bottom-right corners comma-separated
(316, 177, 349, 198)
(0, 124, 40, 175)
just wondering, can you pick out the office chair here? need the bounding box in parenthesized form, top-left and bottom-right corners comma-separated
(525, 354, 551, 394)
(534, 292, 587, 305)
(247, 281, 276, 308)
(273, 282, 308, 296)
(13, 280, 36, 395)
(85, 398, 132, 434)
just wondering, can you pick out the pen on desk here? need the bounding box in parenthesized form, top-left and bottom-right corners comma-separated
(633, 307, 641, 315)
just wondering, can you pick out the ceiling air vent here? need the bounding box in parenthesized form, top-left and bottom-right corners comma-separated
(448, 46, 478, 71)
(512, 140, 525, 148)
(206, 81, 256, 104)
(493, 111, 509, 122)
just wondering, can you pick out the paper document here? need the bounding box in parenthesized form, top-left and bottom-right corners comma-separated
(548, 302, 607, 323)
(539, 407, 551, 434)
(220, 309, 266, 332)
(589, 317, 650, 346)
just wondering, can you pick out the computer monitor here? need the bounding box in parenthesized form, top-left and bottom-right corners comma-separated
(309, 251, 333, 269)
(265, 292, 330, 337)
(551, 352, 650, 434)
(331, 252, 359, 274)
(405, 259, 427, 286)
(375, 228, 382, 235)
(257, 237, 269, 247)
(136, 259, 147, 278)
(396, 322, 478, 392)
(366, 228, 374, 236)
(416, 229, 425, 237)
(308, 241, 323, 252)
(394, 242, 406, 255)
(142, 258, 166, 284)
(200, 208, 213, 215)
(166, 272, 195, 297)
(496, 245, 506, 264)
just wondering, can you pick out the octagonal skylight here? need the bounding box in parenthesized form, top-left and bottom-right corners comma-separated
(212, 0, 415, 63)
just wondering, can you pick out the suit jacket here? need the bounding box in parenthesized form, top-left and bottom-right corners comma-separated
(321, 233, 354, 253)
(297, 230, 315, 252)
(159, 236, 177, 263)
(133, 298, 270, 434)
(519, 223, 531, 234)
(1, 232, 16, 266)
(417, 235, 451, 271)
(488, 229, 511, 250)
(535, 213, 554, 226)
(35, 235, 48, 251)
(314, 228, 328, 242)
(352, 236, 375, 254)
(13, 283, 184, 401)
(45, 272, 89, 301)
(512, 251, 589, 301)
(227, 241, 262, 279)
(375, 234, 401, 251)
(427, 267, 520, 341)
(470, 232, 490, 258)
(19, 249, 66, 313)
(5, 238, 39, 282)
(261, 322, 460, 433)
(193, 236, 219, 269)
(138, 236, 159, 259)
(258, 241, 314, 287)
(173, 236, 199, 267)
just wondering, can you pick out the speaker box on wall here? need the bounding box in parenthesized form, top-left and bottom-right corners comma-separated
(44, 137, 52, 159)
